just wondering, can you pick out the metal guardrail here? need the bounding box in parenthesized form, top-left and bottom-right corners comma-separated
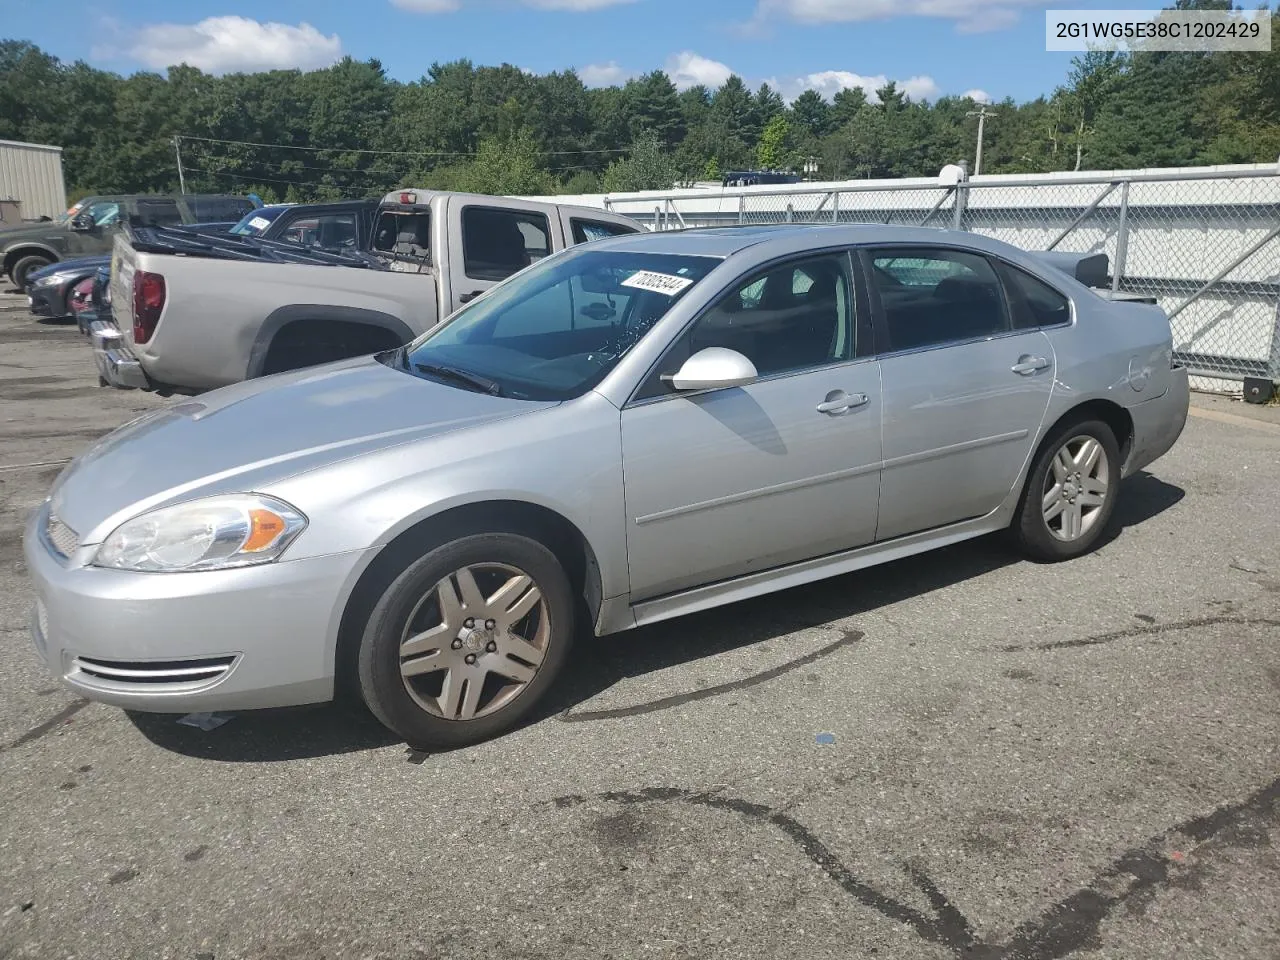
(604, 170, 1280, 384)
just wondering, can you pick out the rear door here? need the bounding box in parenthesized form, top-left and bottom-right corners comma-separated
(864, 245, 1056, 541)
(444, 199, 566, 311)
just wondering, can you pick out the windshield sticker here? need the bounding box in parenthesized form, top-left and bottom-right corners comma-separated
(248, 216, 272, 231)
(621, 270, 694, 295)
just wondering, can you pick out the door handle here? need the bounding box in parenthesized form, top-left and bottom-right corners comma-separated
(458, 290, 484, 303)
(816, 391, 869, 415)
(1011, 355, 1050, 376)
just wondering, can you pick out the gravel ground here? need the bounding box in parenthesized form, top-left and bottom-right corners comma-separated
(0, 291, 1277, 960)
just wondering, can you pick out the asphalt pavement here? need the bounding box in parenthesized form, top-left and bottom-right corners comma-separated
(0, 291, 1277, 960)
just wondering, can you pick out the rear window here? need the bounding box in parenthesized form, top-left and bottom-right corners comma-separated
(373, 210, 431, 267)
(229, 206, 287, 236)
(190, 196, 256, 223)
(132, 199, 182, 228)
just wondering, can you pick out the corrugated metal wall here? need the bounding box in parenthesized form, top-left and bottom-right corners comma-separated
(0, 140, 67, 222)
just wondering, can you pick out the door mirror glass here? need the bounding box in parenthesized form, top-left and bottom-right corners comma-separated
(665, 347, 758, 391)
(70, 213, 94, 231)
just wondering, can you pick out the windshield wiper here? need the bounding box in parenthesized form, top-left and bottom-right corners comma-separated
(413, 362, 502, 396)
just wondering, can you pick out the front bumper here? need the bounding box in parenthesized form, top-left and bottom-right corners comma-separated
(89, 319, 151, 390)
(27, 284, 66, 319)
(24, 502, 369, 714)
(1123, 364, 1190, 478)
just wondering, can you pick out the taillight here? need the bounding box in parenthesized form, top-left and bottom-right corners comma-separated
(132, 270, 165, 343)
(400, 191, 415, 204)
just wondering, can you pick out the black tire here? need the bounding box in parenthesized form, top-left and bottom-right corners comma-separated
(1012, 418, 1121, 562)
(357, 532, 575, 749)
(11, 254, 53, 291)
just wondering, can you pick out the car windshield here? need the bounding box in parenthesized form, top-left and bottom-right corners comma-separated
(229, 206, 286, 236)
(397, 248, 719, 401)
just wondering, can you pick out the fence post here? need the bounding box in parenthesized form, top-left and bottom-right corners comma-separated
(738, 195, 745, 225)
(951, 183, 967, 231)
(832, 190, 839, 223)
(654, 205, 663, 230)
(603, 197, 612, 212)
(1111, 181, 1130, 293)
(786, 203, 794, 223)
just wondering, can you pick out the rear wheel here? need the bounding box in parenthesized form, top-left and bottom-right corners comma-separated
(1012, 419, 1120, 562)
(11, 254, 53, 291)
(357, 533, 575, 748)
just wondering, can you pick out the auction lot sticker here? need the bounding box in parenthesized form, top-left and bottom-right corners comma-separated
(622, 271, 695, 295)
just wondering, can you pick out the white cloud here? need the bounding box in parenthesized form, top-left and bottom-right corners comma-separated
(778, 69, 940, 104)
(755, 0, 1048, 32)
(963, 88, 991, 103)
(390, 0, 461, 11)
(128, 16, 342, 73)
(579, 61, 631, 87)
(664, 51, 734, 91)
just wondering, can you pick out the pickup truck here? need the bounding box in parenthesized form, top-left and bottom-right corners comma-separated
(1, 193, 257, 289)
(96, 190, 644, 392)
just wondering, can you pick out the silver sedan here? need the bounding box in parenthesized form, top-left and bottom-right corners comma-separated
(25, 224, 1189, 748)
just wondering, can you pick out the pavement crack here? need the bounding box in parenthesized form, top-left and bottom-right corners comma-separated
(541, 774, 1280, 959)
(998, 614, 1280, 653)
(559, 628, 864, 722)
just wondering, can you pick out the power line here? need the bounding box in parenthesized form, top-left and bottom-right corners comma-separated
(179, 134, 631, 159)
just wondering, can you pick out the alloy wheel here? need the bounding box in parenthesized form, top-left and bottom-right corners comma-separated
(1041, 434, 1110, 541)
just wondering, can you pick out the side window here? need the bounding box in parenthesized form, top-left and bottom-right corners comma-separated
(279, 213, 358, 249)
(462, 207, 551, 282)
(869, 248, 1009, 352)
(652, 254, 853, 393)
(1001, 263, 1072, 329)
(571, 219, 638, 244)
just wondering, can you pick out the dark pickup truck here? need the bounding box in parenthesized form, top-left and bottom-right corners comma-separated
(1, 193, 257, 289)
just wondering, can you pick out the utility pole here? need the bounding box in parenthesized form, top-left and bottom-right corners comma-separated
(172, 136, 187, 194)
(966, 105, 995, 177)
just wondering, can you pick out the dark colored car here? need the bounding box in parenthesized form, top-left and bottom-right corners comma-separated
(1, 193, 258, 289)
(227, 199, 379, 250)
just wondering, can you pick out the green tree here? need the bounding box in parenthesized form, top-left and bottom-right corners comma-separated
(791, 90, 831, 139)
(602, 133, 676, 192)
(461, 129, 555, 195)
(756, 114, 793, 170)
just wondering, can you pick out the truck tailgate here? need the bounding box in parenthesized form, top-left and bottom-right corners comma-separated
(109, 233, 138, 342)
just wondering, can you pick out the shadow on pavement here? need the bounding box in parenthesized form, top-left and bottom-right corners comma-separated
(130, 470, 1185, 760)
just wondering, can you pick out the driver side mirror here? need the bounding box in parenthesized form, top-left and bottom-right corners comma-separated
(70, 213, 94, 231)
(663, 347, 758, 391)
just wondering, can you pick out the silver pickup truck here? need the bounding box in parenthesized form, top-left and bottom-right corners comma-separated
(94, 190, 643, 392)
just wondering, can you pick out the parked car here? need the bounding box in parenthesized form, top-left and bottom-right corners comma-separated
(26, 224, 1190, 748)
(93, 189, 642, 392)
(1, 193, 258, 289)
(226, 200, 378, 250)
(25, 256, 110, 321)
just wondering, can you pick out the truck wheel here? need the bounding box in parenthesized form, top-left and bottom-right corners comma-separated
(11, 254, 54, 291)
(357, 532, 575, 749)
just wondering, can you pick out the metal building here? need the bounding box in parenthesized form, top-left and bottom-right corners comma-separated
(0, 139, 67, 223)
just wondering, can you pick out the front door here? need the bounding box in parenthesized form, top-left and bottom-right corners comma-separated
(864, 246, 1055, 541)
(445, 199, 565, 311)
(621, 252, 883, 601)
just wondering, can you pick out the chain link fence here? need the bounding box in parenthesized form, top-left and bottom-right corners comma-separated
(600, 169, 1280, 389)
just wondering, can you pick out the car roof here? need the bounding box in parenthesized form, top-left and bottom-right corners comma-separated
(581, 222, 1036, 261)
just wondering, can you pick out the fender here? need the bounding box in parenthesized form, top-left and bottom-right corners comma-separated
(246, 304, 417, 379)
(2, 241, 62, 269)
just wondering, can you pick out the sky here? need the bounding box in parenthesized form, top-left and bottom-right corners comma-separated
(2, 0, 1185, 105)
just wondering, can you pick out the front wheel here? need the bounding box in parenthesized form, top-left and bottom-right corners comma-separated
(1012, 419, 1121, 562)
(11, 254, 53, 291)
(357, 533, 575, 749)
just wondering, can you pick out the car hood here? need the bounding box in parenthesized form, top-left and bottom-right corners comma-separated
(0, 222, 63, 243)
(30, 256, 108, 283)
(49, 355, 556, 544)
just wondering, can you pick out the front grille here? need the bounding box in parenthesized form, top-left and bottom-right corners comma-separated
(74, 655, 236, 685)
(44, 512, 79, 559)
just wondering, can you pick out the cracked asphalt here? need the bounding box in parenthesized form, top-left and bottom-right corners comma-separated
(0, 292, 1277, 960)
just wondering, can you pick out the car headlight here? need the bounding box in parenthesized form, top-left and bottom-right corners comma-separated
(32, 273, 73, 288)
(92, 494, 306, 572)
